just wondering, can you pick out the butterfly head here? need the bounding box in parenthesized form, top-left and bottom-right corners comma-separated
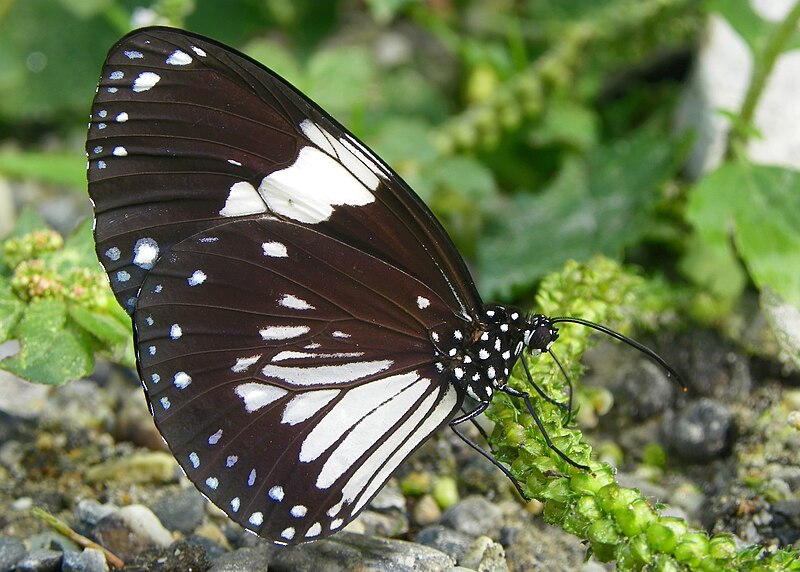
(523, 314, 559, 354)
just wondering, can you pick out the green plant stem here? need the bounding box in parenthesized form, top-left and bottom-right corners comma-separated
(728, 2, 800, 158)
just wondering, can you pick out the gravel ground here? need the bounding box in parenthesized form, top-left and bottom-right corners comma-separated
(0, 323, 798, 571)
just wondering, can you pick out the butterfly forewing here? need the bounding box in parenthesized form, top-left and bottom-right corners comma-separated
(133, 218, 463, 541)
(87, 27, 480, 319)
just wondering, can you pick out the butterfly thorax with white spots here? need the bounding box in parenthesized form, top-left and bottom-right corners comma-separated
(432, 305, 558, 402)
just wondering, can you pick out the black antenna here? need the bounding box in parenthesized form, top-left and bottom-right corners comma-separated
(549, 317, 688, 392)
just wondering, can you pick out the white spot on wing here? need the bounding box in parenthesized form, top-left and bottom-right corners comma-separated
(189, 452, 200, 468)
(160, 397, 170, 409)
(116, 112, 128, 122)
(169, 324, 182, 339)
(116, 271, 130, 283)
(259, 325, 310, 340)
(226, 455, 238, 467)
(331, 331, 350, 338)
(232, 354, 262, 373)
(278, 294, 314, 310)
(262, 241, 288, 257)
(231, 497, 240, 512)
(305, 522, 322, 537)
(249, 512, 263, 526)
(191, 45, 207, 57)
(173, 371, 192, 389)
(206, 477, 219, 490)
(132, 71, 160, 92)
(269, 486, 285, 501)
(281, 527, 295, 540)
(248, 469, 257, 486)
(220, 181, 267, 217)
(417, 296, 430, 309)
(208, 429, 223, 445)
(281, 389, 340, 425)
(299, 372, 417, 463)
(166, 50, 192, 65)
(331, 518, 343, 530)
(188, 270, 206, 286)
(262, 360, 393, 387)
(300, 119, 336, 156)
(258, 146, 375, 224)
(290, 505, 307, 518)
(124, 50, 143, 59)
(235, 382, 288, 413)
(133, 237, 159, 269)
(112, 146, 127, 156)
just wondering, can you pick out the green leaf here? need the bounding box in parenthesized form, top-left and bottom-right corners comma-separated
(364, 0, 412, 24)
(305, 46, 376, 120)
(532, 101, 600, 152)
(68, 303, 132, 358)
(0, 298, 93, 385)
(0, 277, 24, 340)
(682, 163, 800, 308)
(0, 149, 87, 190)
(0, 0, 122, 123)
(477, 131, 685, 298)
(50, 218, 100, 273)
(761, 288, 800, 369)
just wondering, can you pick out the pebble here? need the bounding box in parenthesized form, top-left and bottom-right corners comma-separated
(0, 536, 26, 571)
(208, 545, 270, 572)
(415, 525, 474, 561)
(60, 548, 109, 572)
(13, 548, 62, 572)
(459, 536, 509, 572)
(151, 487, 207, 534)
(439, 496, 504, 538)
(413, 494, 443, 526)
(666, 398, 734, 462)
(266, 532, 454, 572)
(91, 504, 173, 561)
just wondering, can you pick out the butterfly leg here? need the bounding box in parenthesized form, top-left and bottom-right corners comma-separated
(498, 385, 589, 471)
(449, 403, 530, 500)
(520, 356, 571, 412)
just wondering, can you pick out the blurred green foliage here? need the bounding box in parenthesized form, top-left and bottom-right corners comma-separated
(0, 0, 797, 373)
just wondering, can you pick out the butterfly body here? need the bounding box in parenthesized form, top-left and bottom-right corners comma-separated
(87, 27, 567, 544)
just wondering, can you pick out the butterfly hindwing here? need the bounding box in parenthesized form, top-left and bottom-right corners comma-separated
(133, 217, 464, 542)
(87, 26, 480, 320)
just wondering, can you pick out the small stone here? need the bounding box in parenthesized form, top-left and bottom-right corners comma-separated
(267, 531, 454, 572)
(0, 536, 26, 571)
(439, 495, 503, 538)
(151, 488, 207, 534)
(208, 545, 271, 572)
(92, 504, 172, 561)
(459, 536, 509, 572)
(666, 398, 734, 462)
(75, 500, 117, 532)
(413, 494, 442, 526)
(85, 451, 178, 484)
(61, 548, 110, 572)
(13, 548, 62, 572)
(415, 525, 473, 561)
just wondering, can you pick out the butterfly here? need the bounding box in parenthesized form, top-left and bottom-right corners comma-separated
(86, 27, 683, 545)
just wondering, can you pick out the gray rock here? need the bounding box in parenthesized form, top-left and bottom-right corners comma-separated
(12, 548, 62, 572)
(151, 487, 207, 534)
(209, 546, 270, 572)
(666, 398, 734, 462)
(91, 504, 173, 561)
(267, 531, 454, 572)
(75, 499, 117, 529)
(439, 496, 503, 538)
(459, 536, 508, 572)
(415, 525, 473, 561)
(61, 548, 110, 572)
(0, 536, 26, 572)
